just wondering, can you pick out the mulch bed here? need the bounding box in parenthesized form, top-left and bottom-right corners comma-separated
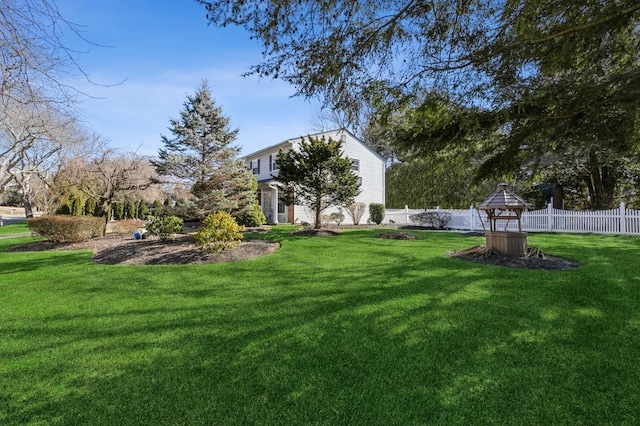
(291, 229, 342, 237)
(376, 231, 419, 240)
(448, 245, 579, 270)
(7, 233, 280, 265)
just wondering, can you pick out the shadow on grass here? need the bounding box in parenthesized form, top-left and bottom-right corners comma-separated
(2, 230, 640, 424)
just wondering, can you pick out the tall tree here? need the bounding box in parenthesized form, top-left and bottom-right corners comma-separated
(198, 1, 639, 122)
(1, 0, 87, 108)
(54, 148, 155, 234)
(0, 97, 86, 216)
(1, 0, 118, 214)
(275, 135, 361, 229)
(199, 1, 640, 208)
(152, 80, 257, 219)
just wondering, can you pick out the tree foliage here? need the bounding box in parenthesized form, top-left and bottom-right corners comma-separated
(275, 135, 361, 229)
(1, 0, 114, 215)
(54, 149, 155, 234)
(152, 81, 257, 219)
(0, 98, 86, 216)
(0, 0, 92, 108)
(153, 80, 239, 183)
(198, 0, 640, 209)
(198, 0, 639, 120)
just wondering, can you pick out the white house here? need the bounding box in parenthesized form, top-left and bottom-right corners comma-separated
(241, 129, 385, 225)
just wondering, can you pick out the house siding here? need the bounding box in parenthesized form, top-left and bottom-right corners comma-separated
(242, 129, 385, 225)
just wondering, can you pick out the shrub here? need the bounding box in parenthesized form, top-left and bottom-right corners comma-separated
(369, 203, 385, 225)
(110, 219, 145, 234)
(113, 201, 125, 220)
(409, 211, 452, 229)
(319, 214, 331, 226)
(145, 215, 184, 241)
(235, 203, 267, 227)
(27, 215, 104, 243)
(330, 210, 345, 225)
(345, 202, 366, 225)
(194, 211, 245, 253)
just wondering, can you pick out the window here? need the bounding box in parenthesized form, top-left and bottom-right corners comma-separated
(350, 159, 360, 171)
(278, 201, 286, 214)
(251, 159, 261, 175)
(271, 154, 278, 171)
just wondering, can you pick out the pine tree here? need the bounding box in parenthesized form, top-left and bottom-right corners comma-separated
(152, 81, 257, 219)
(275, 135, 361, 229)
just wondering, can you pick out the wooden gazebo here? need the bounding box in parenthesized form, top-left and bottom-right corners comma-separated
(479, 183, 531, 257)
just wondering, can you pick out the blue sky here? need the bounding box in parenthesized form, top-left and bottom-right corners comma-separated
(55, 0, 322, 157)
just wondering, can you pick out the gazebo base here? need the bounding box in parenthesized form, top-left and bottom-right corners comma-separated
(485, 231, 528, 257)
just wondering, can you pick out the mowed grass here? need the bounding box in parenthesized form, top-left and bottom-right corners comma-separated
(1, 227, 640, 425)
(0, 223, 28, 236)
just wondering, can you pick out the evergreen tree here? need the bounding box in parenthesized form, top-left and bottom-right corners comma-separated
(152, 81, 257, 218)
(275, 135, 361, 229)
(153, 80, 239, 184)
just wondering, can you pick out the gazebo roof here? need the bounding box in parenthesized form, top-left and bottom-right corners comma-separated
(479, 183, 530, 210)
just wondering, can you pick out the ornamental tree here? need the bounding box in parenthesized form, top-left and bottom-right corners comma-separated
(152, 81, 257, 219)
(275, 135, 360, 229)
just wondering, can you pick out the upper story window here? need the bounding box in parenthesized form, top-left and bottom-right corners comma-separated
(249, 159, 261, 175)
(269, 154, 278, 172)
(350, 159, 360, 171)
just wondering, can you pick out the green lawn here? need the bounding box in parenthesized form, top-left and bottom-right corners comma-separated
(0, 223, 28, 236)
(1, 227, 640, 425)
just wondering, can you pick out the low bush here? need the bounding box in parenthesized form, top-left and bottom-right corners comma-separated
(194, 211, 245, 253)
(409, 211, 452, 229)
(345, 202, 366, 225)
(369, 203, 385, 225)
(27, 215, 104, 243)
(319, 214, 331, 226)
(330, 210, 345, 225)
(145, 215, 184, 241)
(236, 203, 267, 227)
(109, 219, 145, 234)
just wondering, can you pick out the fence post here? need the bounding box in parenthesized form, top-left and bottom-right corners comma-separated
(405, 205, 409, 224)
(620, 202, 626, 234)
(547, 203, 553, 231)
(470, 205, 476, 231)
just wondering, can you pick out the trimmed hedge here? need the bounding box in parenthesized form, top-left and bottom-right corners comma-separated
(27, 215, 104, 243)
(409, 211, 452, 229)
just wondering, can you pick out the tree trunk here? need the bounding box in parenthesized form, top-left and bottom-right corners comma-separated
(99, 200, 110, 236)
(585, 152, 617, 210)
(23, 193, 34, 218)
(314, 204, 322, 229)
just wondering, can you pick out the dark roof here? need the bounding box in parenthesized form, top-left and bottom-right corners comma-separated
(479, 184, 530, 210)
(257, 178, 275, 184)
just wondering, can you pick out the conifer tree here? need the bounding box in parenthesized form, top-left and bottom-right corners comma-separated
(153, 81, 258, 219)
(276, 135, 360, 229)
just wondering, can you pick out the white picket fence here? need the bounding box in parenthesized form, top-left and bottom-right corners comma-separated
(385, 203, 640, 235)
